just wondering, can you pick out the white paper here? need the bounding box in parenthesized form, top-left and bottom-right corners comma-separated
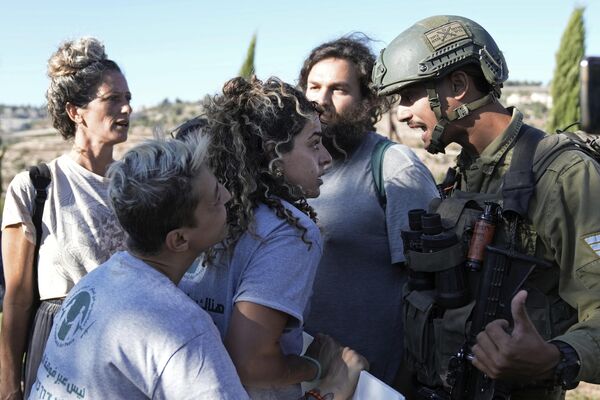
(351, 370, 405, 400)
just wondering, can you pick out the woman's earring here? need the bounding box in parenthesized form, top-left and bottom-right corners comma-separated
(273, 167, 284, 178)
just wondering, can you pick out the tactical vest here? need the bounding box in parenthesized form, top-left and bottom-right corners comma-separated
(402, 126, 598, 394)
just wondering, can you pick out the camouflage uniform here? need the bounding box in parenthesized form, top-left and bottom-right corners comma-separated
(459, 108, 599, 394)
(373, 14, 600, 400)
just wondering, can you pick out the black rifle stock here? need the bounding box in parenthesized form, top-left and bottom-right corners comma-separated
(447, 245, 551, 400)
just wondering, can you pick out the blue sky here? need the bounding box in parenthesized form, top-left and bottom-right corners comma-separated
(1, 0, 598, 108)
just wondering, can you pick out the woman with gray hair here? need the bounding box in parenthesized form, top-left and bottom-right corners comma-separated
(0, 37, 130, 399)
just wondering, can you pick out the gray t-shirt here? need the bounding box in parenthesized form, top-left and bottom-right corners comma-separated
(29, 251, 248, 400)
(306, 132, 439, 384)
(179, 200, 322, 400)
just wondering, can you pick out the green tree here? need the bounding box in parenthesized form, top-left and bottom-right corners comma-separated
(239, 33, 257, 79)
(547, 7, 585, 133)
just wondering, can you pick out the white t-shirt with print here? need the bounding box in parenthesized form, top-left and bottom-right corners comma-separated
(2, 154, 126, 299)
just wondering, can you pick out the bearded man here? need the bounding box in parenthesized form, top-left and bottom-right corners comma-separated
(298, 35, 439, 385)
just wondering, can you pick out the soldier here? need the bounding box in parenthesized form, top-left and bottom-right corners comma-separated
(298, 35, 439, 385)
(372, 15, 600, 399)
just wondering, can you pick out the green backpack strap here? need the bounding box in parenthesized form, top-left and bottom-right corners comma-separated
(371, 139, 395, 208)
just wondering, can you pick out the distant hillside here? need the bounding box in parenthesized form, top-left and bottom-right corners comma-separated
(0, 104, 48, 133)
(0, 99, 205, 135)
(501, 85, 552, 129)
(0, 86, 554, 191)
(0, 100, 205, 192)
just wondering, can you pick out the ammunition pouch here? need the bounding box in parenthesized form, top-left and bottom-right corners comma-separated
(433, 301, 476, 383)
(403, 288, 442, 387)
(407, 243, 465, 273)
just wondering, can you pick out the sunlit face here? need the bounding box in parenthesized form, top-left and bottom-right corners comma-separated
(305, 58, 363, 124)
(395, 84, 440, 150)
(280, 115, 332, 198)
(76, 70, 132, 145)
(186, 167, 231, 251)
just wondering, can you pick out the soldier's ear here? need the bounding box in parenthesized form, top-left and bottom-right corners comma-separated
(448, 70, 469, 100)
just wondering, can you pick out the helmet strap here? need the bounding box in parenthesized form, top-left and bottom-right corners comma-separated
(446, 92, 496, 122)
(425, 83, 448, 154)
(424, 81, 497, 154)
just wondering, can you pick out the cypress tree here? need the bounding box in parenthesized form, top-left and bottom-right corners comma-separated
(239, 33, 257, 79)
(547, 7, 585, 133)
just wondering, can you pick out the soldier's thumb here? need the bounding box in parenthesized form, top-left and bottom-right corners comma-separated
(511, 289, 533, 334)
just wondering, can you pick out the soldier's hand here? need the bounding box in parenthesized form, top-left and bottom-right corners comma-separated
(471, 290, 560, 381)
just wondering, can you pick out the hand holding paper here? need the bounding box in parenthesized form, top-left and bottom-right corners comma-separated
(320, 346, 369, 399)
(302, 332, 405, 400)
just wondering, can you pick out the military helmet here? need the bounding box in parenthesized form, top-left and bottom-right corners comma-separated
(372, 15, 508, 97)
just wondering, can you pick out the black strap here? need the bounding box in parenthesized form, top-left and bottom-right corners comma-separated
(501, 126, 545, 218)
(371, 139, 394, 208)
(28, 163, 51, 304)
(437, 167, 459, 199)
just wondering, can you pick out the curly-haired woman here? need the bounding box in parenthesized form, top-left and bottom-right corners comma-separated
(0, 37, 130, 399)
(178, 77, 334, 399)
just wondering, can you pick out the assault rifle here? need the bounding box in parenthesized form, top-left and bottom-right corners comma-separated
(446, 245, 551, 400)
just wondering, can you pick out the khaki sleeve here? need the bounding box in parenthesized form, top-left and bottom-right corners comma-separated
(534, 152, 600, 383)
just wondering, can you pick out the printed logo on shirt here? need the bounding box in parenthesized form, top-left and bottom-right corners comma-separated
(54, 287, 96, 347)
(195, 297, 225, 314)
(57, 203, 126, 275)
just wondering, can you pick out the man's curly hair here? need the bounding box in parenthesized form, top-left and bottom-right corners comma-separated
(298, 33, 391, 130)
(202, 76, 319, 252)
